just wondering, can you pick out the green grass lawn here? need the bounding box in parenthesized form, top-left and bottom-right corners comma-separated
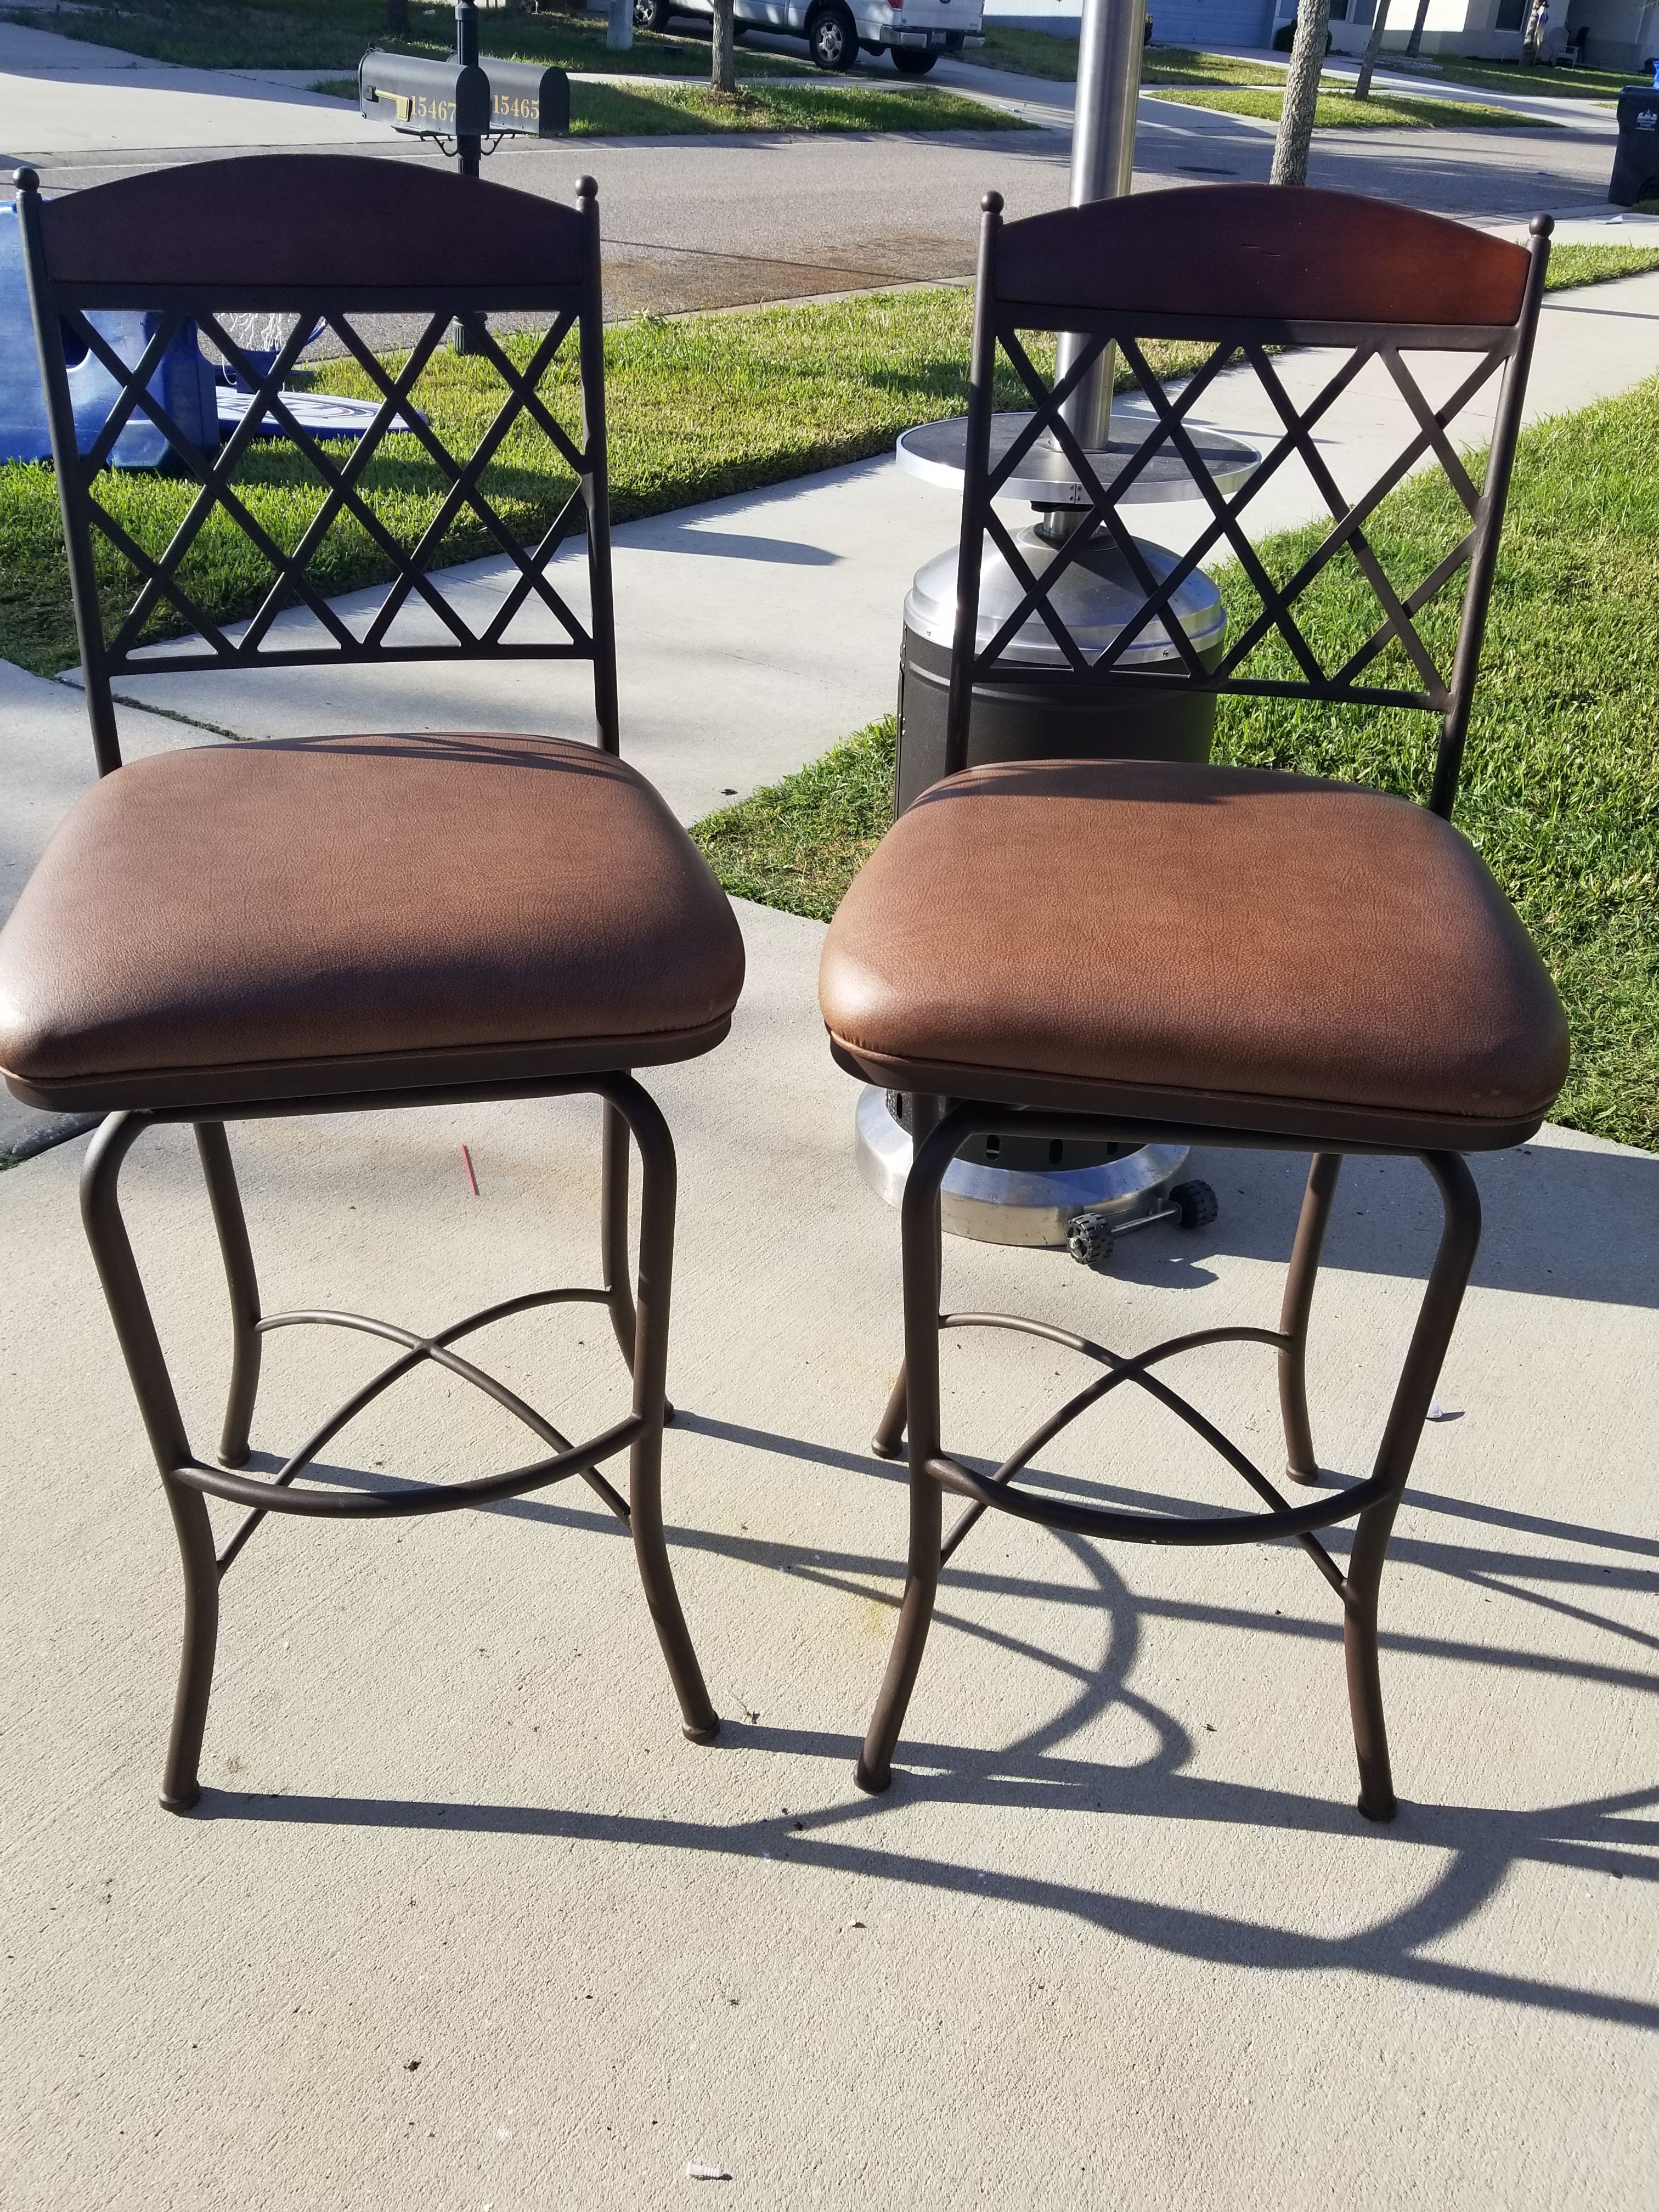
(1147, 84, 1544, 128)
(1547, 241, 1659, 284)
(694, 715, 900, 919)
(974, 33, 1591, 125)
(1376, 53, 1627, 103)
(964, 33, 1289, 87)
(0, 289, 1218, 676)
(304, 70, 1022, 134)
(1139, 46, 1302, 89)
(3, 0, 802, 77)
(691, 380, 1659, 1152)
(958, 24, 1082, 80)
(0, 246, 1647, 678)
(568, 79, 1025, 133)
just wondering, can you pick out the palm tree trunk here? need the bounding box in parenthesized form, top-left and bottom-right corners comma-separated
(711, 0, 736, 92)
(1355, 0, 1391, 98)
(1270, 0, 1332, 187)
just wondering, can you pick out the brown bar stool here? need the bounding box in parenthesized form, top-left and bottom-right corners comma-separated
(0, 156, 743, 1808)
(819, 185, 1568, 1820)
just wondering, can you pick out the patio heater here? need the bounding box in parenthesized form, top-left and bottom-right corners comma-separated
(854, 0, 1260, 1266)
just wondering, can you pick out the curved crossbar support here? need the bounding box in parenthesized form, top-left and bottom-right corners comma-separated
(211, 1285, 632, 1577)
(929, 1449, 1391, 1549)
(171, 1416, 642, 1520)
(81, 1074, 718, 1812)
(855, 1101, 1482, 1825)
(935, 1317, 1295, 1566)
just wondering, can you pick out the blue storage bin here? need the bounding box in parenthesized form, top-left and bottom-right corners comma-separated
(1, 200, 219, 468)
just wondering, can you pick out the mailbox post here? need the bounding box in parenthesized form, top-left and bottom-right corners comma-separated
(455, 0, 483, 178)
(359, 0, 572, 180)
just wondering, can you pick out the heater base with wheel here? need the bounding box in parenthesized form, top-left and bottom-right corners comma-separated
(854, 1087, 1217, 1263)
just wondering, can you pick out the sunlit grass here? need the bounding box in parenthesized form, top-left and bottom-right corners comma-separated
(4, 0, 803, 76)
(0, 290, 1205, 674)
(568, 80, 1028, 135)
(1146, 84, 1546, 128)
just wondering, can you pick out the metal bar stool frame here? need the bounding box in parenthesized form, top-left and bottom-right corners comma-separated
(853, 188, 1554, 1820)
(13, 157, 723, 1809)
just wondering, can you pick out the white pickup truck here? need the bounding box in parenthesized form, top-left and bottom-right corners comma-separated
(634, 0, 984, 75)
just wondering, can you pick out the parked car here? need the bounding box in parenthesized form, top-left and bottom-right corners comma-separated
(635, 0, 984, 75)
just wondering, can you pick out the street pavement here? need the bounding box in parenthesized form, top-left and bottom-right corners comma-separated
(2, 20, 1631, 320)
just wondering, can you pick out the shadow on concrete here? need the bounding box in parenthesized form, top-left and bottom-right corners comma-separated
(1087, 1139, 1659, 1309)
(200, 1419, 1658, 2033)
(631, 523, 840, 566)
(193, 1749, 1659, 2032)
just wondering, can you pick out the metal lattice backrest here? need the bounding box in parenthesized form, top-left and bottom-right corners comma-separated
(14, 154, 618, 778)
(950, 185, 1551, 817)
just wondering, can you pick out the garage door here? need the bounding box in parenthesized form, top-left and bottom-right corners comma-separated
(1148, 0, 1278, 48)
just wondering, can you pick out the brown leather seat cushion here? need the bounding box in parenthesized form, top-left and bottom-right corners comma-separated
(0, 733, 745, 1113)
(819, 760, 1568, 1152)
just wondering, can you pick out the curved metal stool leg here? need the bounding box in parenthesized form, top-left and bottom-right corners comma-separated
(1343, 1150, 1481, 1822)
(1278, 1153, 1342, 1485)
(600, 1097, 637, 1370)
(82, 1113, 221, 1810)
(1345, 1498, 1402, 1821)
(196, 1122, 263, 1469)
(872, 1365, 907, 1460)
(605, 1077, 719, 1743)
(857, 1098, 950, 1793)
(602, 1095, 678, 1423)
(157, 1471, 220, 1812)
(856, 1470, 941, 1795)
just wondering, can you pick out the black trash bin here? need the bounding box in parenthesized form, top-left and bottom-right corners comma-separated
(1610, 84, 1659, 206)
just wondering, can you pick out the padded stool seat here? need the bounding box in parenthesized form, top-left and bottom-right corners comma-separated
(820, 758, 1568, 1153)
(0, 732, 746, 1114)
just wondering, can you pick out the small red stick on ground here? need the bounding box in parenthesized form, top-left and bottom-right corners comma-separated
(461, 1143, 479, 1197)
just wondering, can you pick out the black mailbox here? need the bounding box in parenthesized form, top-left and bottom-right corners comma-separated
(359, 52, 492, 140)
(484, 59, 571, 139)
(1610, 84, 1659, 206)
(358, 50, 569, 142)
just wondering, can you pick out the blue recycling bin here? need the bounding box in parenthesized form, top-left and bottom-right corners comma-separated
(1, 199, 219, 467)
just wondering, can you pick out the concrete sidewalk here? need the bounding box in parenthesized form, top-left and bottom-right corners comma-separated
(0, 19, 383, 158)
(1, 895, 1654, 2207)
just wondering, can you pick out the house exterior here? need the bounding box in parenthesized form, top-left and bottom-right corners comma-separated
(988, 0, 1652, 69)
(1321, 0, 1656, 70)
